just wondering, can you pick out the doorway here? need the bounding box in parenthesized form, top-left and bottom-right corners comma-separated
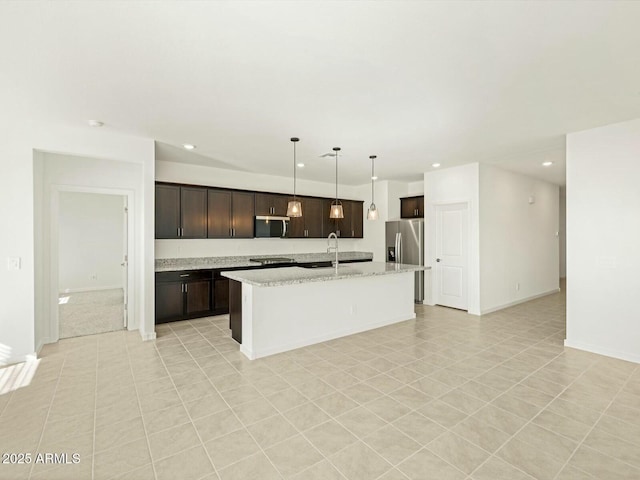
(57, 192, 128, 338)
(434, 202, 468, 310)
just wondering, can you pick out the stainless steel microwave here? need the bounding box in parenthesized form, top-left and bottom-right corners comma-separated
(254, 216, 290, 238)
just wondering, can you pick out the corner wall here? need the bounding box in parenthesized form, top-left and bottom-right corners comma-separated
(478, 164, 559, 313)
(566, 118, 640, 363)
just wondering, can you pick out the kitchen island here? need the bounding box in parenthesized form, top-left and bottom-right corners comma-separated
(222, 262, 427, 360)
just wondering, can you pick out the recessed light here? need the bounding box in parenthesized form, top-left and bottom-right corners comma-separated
(542, 161, 553, 167)
(297, 163, 305, 168)
(432, 163, 441, 168)
(183, 144, 196, 150)
(88, 120, 103, 127)
(371, 176, 378, 180)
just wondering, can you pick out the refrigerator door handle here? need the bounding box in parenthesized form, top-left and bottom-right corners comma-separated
(398, 232, 403, 264)
(394, 233, 399, 264)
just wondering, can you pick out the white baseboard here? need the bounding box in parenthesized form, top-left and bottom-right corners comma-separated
(140, 331, 156, 341)
(480, 288, 561, 315)
(244, 313, 416, 360)
(59, 285, 123, 294)
(564, 339, 640, 365)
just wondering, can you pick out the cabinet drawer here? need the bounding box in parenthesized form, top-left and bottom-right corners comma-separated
(156, 270, 213, 282)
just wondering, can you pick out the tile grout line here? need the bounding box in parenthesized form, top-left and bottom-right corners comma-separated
(165, 319, 279, 479)
(26, 351, 68, 479)
(466, 349, 606, 479)
(550, 362, 640, 480)
(124, 332, 161, 480)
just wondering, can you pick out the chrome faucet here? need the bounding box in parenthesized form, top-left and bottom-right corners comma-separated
(327, 232, 339, 273)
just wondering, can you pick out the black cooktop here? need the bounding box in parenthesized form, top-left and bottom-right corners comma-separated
(249, 257, 296, 265)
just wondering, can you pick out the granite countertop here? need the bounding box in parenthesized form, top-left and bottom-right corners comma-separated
(221, 261, 429, 287)
(155, 251, 373, 272)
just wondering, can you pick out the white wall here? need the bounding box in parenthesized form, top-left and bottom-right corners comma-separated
(566, 118, 640, 363)
(0, 121, 155, 366)
(58, 192, 125, 292)
(479, 164, 559, 313)
(559, 187, 566, 278)
(424, 163, 481, 314)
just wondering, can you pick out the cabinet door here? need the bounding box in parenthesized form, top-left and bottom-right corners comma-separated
(323, 198, 337, 237)
(255, 193, 288, 216)
(214, 277, 229, 313)
(336, 201, 352, 238)
(351, 201, 364, 238)
(185, 280, 211, 315)
(181, 187, 208, 238)
(208, 189, 232, 238)
(305, 197, 324, 238)
(401, 196, 424, 218)
(155, 184, 181, 239)
(232, 192, 255, 238)
(155, 282, 184, 323)
(416, 196, 424, 217)
(272, 195, 289, 216)
(288, 210, 305, 238)
(401, 197, 417, 218)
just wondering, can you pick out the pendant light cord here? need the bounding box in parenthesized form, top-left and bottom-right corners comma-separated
(333, 147, 340, 204)
(371, 157, 374, 201)
(293, 140, 297, 200)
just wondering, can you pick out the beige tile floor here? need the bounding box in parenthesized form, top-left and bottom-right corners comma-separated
(1, 285, 640, 480)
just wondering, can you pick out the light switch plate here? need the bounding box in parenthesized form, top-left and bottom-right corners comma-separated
(7, 257, 21, 271)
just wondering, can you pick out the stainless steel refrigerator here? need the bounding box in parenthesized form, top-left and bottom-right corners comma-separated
(386, 219, 424, 303)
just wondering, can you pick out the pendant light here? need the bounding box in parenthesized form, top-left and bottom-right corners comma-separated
(367, 155, 379, 220)
(286, 137, 302, 217)
(329, 147, 344, 218)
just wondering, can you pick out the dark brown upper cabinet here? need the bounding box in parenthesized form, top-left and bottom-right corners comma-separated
(155, 184, 207, 239)
(255, 193, 289, 216)
(288, 197, 325, 238)
(401, 195, 424, 219)
(156, 182, 362, 240)
(155, 184, 181, 239)
(326, 200, 364, 239)
(207, 189, 255, 238)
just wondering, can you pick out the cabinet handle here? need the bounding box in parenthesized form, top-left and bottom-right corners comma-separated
(177, 227, 181, 237)
(185, 284, 188, 293)
(180, 274, 189, 277)
(181, 227, 185, 236)
(181, 284, 184, 293)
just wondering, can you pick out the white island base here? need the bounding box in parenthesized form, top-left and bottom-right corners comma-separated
(233, 268, 416, 360)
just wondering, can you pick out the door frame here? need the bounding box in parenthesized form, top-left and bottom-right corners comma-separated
(48, 185, 136, 343)
(432, 200, 470, 311)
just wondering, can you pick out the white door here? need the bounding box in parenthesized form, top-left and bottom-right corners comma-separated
(122, 197, 129, 328)
(435, 203, 468, 310)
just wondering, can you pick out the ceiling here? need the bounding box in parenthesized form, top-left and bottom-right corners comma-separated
(2, 1, 639, 186)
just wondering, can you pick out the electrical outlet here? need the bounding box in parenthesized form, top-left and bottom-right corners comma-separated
(350, 305, 357, 315)
(90, 274, 98, 281)
(515, 282, 520, 291)
(7, 257, 21, 271)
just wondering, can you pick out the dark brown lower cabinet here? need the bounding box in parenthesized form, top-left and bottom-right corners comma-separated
(185, 280, 211, 315)
(213, 276, 229, 313)
(155, 282, 184, 323)
(155, 271, 213, 324)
